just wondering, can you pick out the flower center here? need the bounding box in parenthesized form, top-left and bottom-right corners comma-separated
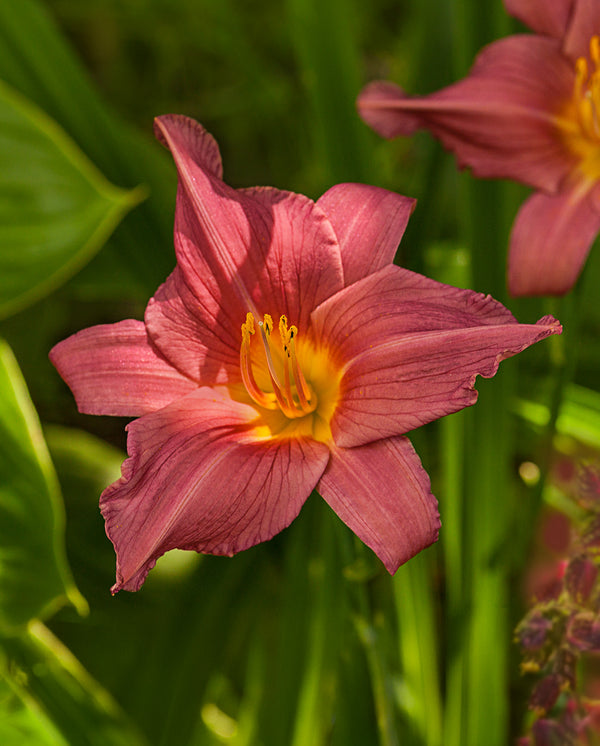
(240, 312, 317, 419)
(239, 312, 341, 443)
(573, 36, 600, 143)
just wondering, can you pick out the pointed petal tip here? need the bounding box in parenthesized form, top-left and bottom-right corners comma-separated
(319, 437, 441, 575)
(153, 114, 223, 180)
(357, 80, 422, 139)
(536, 315, 562, 335)
(382, 508, 441, 575)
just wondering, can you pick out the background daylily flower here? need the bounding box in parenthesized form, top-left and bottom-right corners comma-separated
(357, 0, 600, 297)
(50, 115, 561, 593)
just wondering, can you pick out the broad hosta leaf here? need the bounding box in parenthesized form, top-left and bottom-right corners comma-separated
(0, 340, 86, 631)
(0, 79, 143, 319)
(0, 0, 176, 298)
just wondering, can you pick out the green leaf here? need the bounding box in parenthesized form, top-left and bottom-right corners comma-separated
(0, 0, 177, 299)
(0, 676, 68, 746)
(515, 384, 600, 449)
(1, 622, 148, 746)
(0, 80, 144, 319)
(0, 340, 86, 632)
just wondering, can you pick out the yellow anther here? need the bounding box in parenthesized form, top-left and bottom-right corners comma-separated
(241, 311, 255, 341)
(239, 311, 316, 419)
(279, 315, 291, 348)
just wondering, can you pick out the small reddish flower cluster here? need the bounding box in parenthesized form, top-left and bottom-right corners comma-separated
(517, 463, 600, 744)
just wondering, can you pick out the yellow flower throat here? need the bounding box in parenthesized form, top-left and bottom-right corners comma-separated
(239, 312, 340, 443)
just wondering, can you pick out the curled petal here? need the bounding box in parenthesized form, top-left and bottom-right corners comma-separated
(317, 183, 416, 286)
(318, 436, 440, 574)
(358, 36, 574, 191)
(311, 265, 561, 447)
(504, 0, 574, 39)
(153, 116, 343, 347)
(49, 319, 196, 416)
(101, 388, 330, 592)
(154, 113, 223, 177)
(508, 185, 600, 296)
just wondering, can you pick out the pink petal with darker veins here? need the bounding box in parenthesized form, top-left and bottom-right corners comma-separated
(358, 36, 574, 191)
(317, 183, 416, 286)
(508, 184, 600, 296)
(145, 266, 240, 385)
(311, 265, 561, 447)
(312, 263, 517, 360)
(101, 387, 330, 592)
(49, 319, 196, 417)
(152, 116, 343, 357)
(563, 0, 600, 61)
(318, 436, 440, 574)
(504, 0, 574, 39)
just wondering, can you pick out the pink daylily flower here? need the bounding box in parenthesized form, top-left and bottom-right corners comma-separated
(358, 0, 600, 296)
(50, 115, 561, 592)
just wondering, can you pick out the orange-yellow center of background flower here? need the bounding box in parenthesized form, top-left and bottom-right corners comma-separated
(239, 312, 341, 443)
(559, 35, 600, 181)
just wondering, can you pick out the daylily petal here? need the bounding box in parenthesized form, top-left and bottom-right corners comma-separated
(311, 265, 561, 447)
(316, 183, 416, 286)
(563, 0, 600, 61)
(318, 436, 440, 574)
(145, 266, 239, 385)
(504, 0, 574, 39)
(101, 388, 330, 592)
(358, 36, 574, 191)
(312, 263, 517, 360)
(49, 319, 196, 417)
(239, 186, 344, 328)
(154, 116, 344, 343)
(508, 184, 600, 296)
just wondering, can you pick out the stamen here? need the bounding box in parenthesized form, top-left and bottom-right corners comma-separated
(240, 313, 277, 409)
(239, 312, 316, 419)
(575, 58, 588, 103)
(574, 38, 600, 141)
(278, 316, 295, 408)
(288, 328, 313, 412)
(259, 316, 302, 416)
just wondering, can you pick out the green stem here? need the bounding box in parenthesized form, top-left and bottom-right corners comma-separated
(337, 529, 400, 746)
(393, 550, 442, 746)
(290, 505, 342, 746)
